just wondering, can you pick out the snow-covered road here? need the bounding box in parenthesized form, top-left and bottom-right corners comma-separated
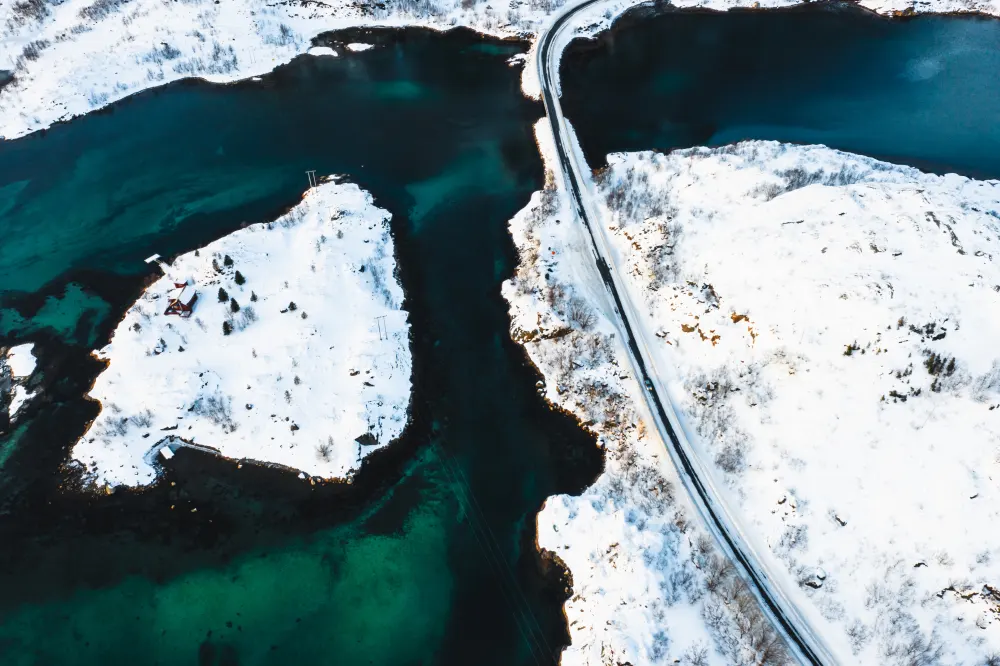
(536, 5, 838, 664)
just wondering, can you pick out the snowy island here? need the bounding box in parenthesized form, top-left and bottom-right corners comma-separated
(505, 136, 1000, 664)
(72, 179, 411, 488)
(1, 343, 38, 428)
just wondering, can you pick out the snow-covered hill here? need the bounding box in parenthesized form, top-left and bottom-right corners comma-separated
(507, 137, 1000, 664)
(3, 0, 999, 140)
(72, 178, 411, 488)
(592, 142, 1000, 663)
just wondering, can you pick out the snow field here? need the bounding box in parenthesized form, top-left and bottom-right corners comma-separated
(588, 140, 1000, 664)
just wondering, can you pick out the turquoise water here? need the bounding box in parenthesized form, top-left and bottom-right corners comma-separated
(561, 4, 1000, 179)
(0, 28, 601, 666)
(0, 282, 111, 347)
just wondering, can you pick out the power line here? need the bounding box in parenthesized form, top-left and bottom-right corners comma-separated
(446, 451, 558, 658)
(434, 447, 547, 666)
(433, 442, 557, 665)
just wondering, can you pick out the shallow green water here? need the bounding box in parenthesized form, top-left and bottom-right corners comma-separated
(0, 28, 600, 666)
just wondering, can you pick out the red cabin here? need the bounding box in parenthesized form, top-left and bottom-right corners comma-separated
(164, 281, 197, 317)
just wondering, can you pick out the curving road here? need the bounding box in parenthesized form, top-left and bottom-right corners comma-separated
(536, 5, 837, 665)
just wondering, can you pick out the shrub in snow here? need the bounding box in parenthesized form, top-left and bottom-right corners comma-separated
(974, 360, 1000, 401)
(16, 39, 49, 71)
(234, 270, 245, 285)
(204, 43, 238, 75)
(567, 295, 596, 331)
(78, 0, 132, 21)
(316, 438, 333, 462)
(131, 409, 153, 428)
(217, 287, 228, 302)
(6, 0, 51, 26)
(234, 306, 257, 331)
(192, 391, 235, 432)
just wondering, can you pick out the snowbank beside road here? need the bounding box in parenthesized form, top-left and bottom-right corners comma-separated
(583, 141, 1000, 663)
(507, 132, 1000, 664)
(3, 0, 999, 140)
(71, 179, 411, 488)
(503, 122, 792, 666)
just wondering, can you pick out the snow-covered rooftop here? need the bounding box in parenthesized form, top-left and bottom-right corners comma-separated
(72, 179, 411, 488)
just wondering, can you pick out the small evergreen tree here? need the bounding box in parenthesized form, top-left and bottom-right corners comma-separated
(230, 298, 240, 313)
(223, 255, 234, 267)
(250, 291, 258, 302)
(234, 270, 245, 285)
(218, 287, 228, 302)
(222, 321, 233, 335)
(288, 301, 297, 312)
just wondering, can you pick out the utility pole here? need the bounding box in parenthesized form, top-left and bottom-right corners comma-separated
(375, 315, 387, 341)
(306, 170, 317, 188)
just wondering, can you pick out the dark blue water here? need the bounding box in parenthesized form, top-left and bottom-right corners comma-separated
(561, 4, 1000, 179)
